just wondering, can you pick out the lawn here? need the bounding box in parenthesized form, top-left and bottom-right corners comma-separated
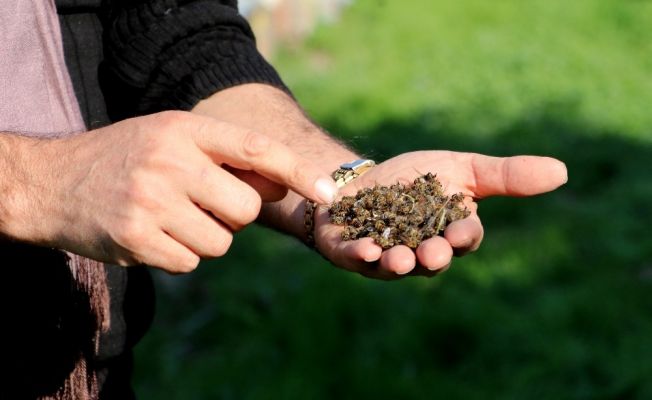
(134, 1, 652, 399)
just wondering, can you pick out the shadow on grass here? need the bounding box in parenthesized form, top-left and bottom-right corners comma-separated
(135, 101, 652, 400)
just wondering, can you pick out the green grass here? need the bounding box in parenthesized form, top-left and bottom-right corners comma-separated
(134, 1, 652, 399)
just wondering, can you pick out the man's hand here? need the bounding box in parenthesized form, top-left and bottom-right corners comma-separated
(313, 151, 568, 279)
(193, 84, 567, 280)
(0, 111, 338, 273)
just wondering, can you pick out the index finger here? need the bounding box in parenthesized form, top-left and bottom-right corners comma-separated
(191, 118, 338, 204)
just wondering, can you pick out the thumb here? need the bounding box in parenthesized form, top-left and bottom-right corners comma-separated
(469, 154, 568, 199)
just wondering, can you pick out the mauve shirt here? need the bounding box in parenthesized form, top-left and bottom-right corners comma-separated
(0, 0, 84, 135)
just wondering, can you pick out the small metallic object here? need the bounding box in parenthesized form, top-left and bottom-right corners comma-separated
(304, 159, 376, 247)
(332, 159, 376, 186)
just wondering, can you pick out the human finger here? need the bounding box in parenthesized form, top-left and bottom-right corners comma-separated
(468, 154, 567, 199)
(378, 245, 417, 275)
(315, 207, 404, 280)
(316, 207, 383, 268)
(226, 167, 288, 202)
(443, 200, 484, 256)
(186, 163, 262, 230)
(162, 199, 233, 259)
(138, 231, 201, 274)
(191, 118, 338, 204)
(326, 238, 385, 275)
(415, 236, 453, 271)
(444, 214, 484, 256)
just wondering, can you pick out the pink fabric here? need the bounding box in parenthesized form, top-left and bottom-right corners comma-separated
(0, 0, 85, 136)
(1, 2, 109, 397)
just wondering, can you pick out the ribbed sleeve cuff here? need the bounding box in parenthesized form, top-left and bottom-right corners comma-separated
(101, 0, 289, 119)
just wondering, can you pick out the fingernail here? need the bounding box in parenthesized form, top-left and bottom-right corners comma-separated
(363, 252, 378, 262)
(314, 177, 338, 204)
(555, 159, 569, 185)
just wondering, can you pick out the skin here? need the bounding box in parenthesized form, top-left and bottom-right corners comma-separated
(0, 84, 567, 278)
(0, 111, 338, 273)
(195, 84, 568, 280)
(315, 151, 568, 279)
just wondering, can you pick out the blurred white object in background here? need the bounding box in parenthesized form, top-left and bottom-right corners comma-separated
(239, 0, 352, 58)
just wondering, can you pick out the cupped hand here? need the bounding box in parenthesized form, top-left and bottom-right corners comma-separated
(313, 151, 567, 279)
(8, 111, 338, 273)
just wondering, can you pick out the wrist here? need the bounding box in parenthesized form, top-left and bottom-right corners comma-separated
(0, 132, 69, 245)
(0, 133, 39, 241)
(259, 191, 307, 240)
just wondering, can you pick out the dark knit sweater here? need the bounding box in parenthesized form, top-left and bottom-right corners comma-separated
(2, 1, 286, 398)
(59, 0, 287, 125)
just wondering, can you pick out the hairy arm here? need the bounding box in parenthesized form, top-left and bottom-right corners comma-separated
(0, 133, 57, 244)
(0, 133, 32, 240)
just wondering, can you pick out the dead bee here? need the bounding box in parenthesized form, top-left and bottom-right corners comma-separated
(328, 173, 469, 248)
(381, 211, 396, 222)
(351, 206, 370, 221)
(362, 196, 374, 209)
(394, 215, 409, 232)
(340, 196, 356, 208)
(399, 227, 422, 249)
(407, 211, 425, 226)
(341, 225, 354, 241)
(421, 227, 436, 238)
(359, 187, 373, 198)
(373, 194, 387, 208)
(330, 213, 346, 225)
(372, 227, 392, 248)
(376, 237, 394, 249)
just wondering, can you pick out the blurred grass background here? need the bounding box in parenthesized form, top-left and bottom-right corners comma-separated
(134, 0, 652, 398)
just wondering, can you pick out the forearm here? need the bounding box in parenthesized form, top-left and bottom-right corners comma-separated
(193, 83, 360, 239)
(0, 132, 50, 242)
(0, 133, 18, 238)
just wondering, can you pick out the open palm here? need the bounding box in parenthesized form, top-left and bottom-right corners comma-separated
(313, 151, 567, 279)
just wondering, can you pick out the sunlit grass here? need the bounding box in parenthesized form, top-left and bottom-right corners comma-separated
(279, 0, 652, 140)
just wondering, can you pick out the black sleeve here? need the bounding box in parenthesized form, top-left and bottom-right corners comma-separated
(99, 0, 289, 120)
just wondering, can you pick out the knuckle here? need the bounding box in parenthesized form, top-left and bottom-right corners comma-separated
(152, 110, 191, 132)
(124, 174, 163, 213)
(113, 219, 147, 250)
(144, 112, 193, 148)
(242, 131, 270, 157)
(127, 137, 168, 173)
